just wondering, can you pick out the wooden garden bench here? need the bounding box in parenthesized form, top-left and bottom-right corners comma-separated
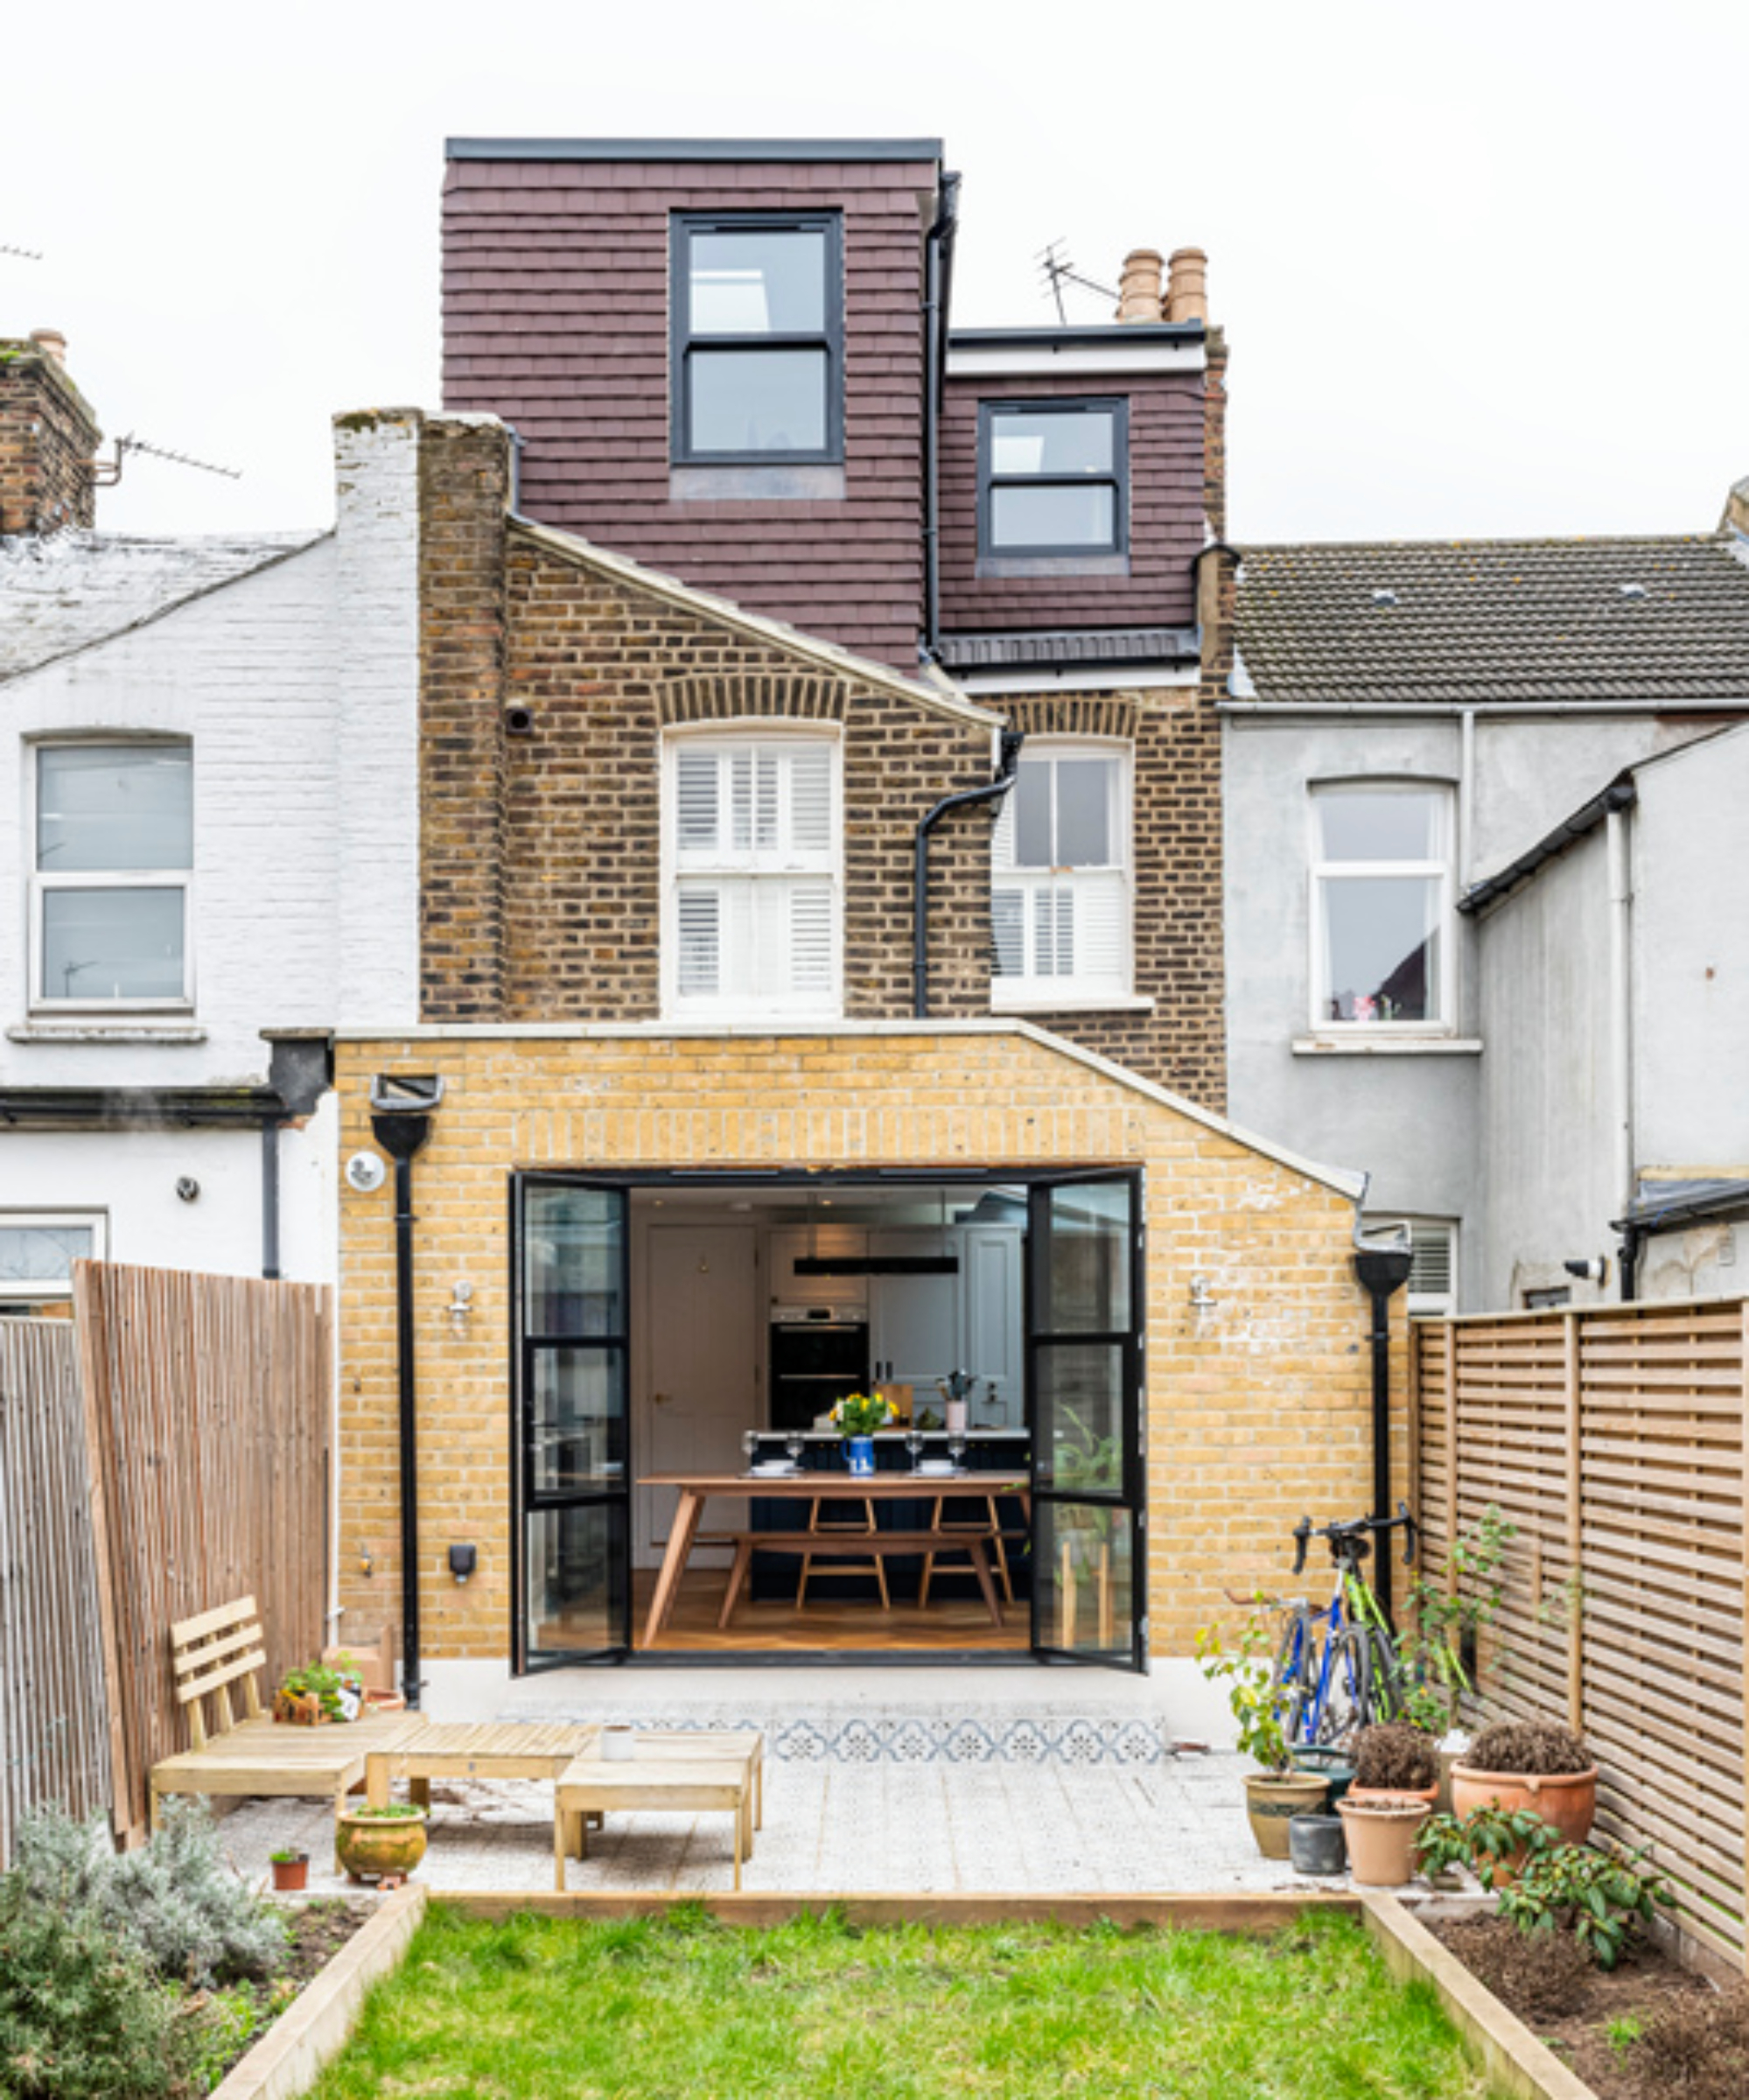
(149, 1595, 426, 1832)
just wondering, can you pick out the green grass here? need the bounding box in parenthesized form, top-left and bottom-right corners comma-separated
(308, 1907, 1501, 2099)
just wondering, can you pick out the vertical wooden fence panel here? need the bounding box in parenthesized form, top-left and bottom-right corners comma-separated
(1414, 1299, 1747, 1970)
(73, 1262, 332, 1845)
(0, 1318, 114, 1865)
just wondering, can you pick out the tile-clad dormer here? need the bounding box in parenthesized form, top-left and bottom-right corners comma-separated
(442, 137, 941, 676)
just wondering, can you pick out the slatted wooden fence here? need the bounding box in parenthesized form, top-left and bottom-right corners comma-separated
(1412, 1299, 1747, 1970)
(0, 1318, 115, 1865)
(73, 1261, 332, 1845)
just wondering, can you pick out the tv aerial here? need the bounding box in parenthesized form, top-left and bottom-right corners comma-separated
(91, 434, 242, 489)
(1037, 241, 1117, 325)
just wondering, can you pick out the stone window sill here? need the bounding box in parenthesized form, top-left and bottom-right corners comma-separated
(10, 1022, 208, 1045)
(1291, 1034, 1481, 1057)
(992, 990, 1157, 1016)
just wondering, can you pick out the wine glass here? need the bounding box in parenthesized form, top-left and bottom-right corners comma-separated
(785, 1432, 806, 1471)
(905, 1429, 925, 1473)
(742, 1429, 760, 1472)
(947, 1431, 968, 1474)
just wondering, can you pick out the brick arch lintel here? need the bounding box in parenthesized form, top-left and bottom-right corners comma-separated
(998, 694, 1139, 743)
(654, 674, 850, 725)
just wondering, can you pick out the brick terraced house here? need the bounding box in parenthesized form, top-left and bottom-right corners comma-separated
(326, 139, 1406, 1713)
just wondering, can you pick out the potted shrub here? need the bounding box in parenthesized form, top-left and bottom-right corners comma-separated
(1339, 1793, 1432, 1886)
(1347, 1721, 1438, 1805)
(268, 1846, 309, 1894)
(1195, 1613, 1328, 1858)
(1394, 1505, 1515, 1804)
(1451, 1718, 1597, 1846)
(274, 1656, 362, 1726)
(334, 1802, 429, 1882)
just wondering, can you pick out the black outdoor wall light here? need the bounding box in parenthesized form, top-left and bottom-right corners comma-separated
(448, 1544, 478, 1585)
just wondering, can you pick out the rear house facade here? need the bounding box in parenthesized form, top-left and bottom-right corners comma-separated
(332, 141, 1397, 1714)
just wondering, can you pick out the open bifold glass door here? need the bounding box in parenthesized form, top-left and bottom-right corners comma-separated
(514, 1179, 632, 1669)
(1026, 1172, 1146, 1670)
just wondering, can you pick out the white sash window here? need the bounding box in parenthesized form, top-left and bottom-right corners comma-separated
(664, 733, 841, 1018)
(991, 745, 1130, 1002)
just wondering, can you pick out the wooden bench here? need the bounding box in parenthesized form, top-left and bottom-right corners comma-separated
(555, 1735, 761, 1891)
(149, 1596, 426, 1837)
(717, 1530, 1004, 1629)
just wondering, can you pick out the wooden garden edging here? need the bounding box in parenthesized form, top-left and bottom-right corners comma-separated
(210, 1889, 1598, 2100)
(1412, 1298, 1747, 1971)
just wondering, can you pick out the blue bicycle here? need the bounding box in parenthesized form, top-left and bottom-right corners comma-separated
(1267, 1506, 1417, 1747)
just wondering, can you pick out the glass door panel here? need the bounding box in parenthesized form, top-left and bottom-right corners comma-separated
(1027, 1172, 1144, 1671)
(517, 1179, 631, 1669)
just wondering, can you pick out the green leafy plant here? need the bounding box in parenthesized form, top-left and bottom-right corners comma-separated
(268, 1847, 306, 1866)
(1605, 2014, 1644, 2058)
(1396, 1504, 1516, 1730)
(347, 1802, 427, 1822)
(276, 1657, 360, 1720)
(1195, 1603, 1291, 1774)
(1499, 1840, 1674, 1970)
(1415, 1804, 1554, 1891)
(11, 1800, 286, 1986)
(829, 1391, 891, 1438)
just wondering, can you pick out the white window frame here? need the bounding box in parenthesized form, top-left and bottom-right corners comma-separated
(28, 739, 195, 1015)
(1308, 780, 1453, 1037)
(659, 723, 843, 1021)
(0, 1210, 108, 1309)
(990, 738, 1133, 1007)
(1376, 1216, 1458, 1317)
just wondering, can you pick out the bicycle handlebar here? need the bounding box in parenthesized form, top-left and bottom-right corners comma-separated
(1291, 1503, 1418, 1577)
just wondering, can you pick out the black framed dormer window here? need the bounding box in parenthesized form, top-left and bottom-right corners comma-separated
(978, 399, 1128, 557)
(672, 214, 843, 465)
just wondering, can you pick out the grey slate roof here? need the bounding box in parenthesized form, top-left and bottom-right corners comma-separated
(1235, 534, 1749, 705)
(935, 626, 1198, 671)
(0, 528, 324, 682)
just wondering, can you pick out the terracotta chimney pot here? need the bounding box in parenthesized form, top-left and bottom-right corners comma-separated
(1165, 248, 1208, 325)
(1116, 248, 1165, 325)
(29, 329, 68, 368)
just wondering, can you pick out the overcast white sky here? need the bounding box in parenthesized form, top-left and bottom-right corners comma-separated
(4, 0, 1743, 544)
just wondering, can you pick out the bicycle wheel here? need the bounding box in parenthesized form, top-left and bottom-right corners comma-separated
(1270, 1611, 1316, 1745)
(1316, 1627, 1372, 1746)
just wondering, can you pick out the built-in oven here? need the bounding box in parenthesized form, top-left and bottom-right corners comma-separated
(769, 1306, 870, 1430)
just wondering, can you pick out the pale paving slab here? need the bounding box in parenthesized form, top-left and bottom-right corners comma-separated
(213, 1753, 1344, 1900)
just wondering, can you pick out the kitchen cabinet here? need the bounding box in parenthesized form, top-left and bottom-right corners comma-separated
(868, 1229, 960, 1393)
(767, 1225, 867, 1308)
(963, 1227, 1023, 1426)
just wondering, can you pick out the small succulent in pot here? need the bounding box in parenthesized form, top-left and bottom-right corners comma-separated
(1353, 1721, 1438, 1793)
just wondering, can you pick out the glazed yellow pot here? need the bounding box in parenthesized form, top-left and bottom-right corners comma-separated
(335, 1807, 429, 1881)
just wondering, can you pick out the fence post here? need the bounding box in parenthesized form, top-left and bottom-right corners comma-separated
(1443, 1320, 1459, 1601)
(70, 1264, 136, 1848)
(1564, 1309, 1583, 1733)
(1740, 1300, 1749, 1978)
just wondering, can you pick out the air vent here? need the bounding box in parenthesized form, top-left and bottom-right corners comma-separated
(1371, 589, 1399, 608)
(1618, 583, 1648, 600)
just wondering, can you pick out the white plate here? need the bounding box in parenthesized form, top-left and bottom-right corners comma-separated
(915, 1460, 960, 1476)
(749, 1462, 797, 1477)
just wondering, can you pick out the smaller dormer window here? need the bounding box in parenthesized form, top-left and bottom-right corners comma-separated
(672, 214, 843, 465)
(978, 400, 1128, 557)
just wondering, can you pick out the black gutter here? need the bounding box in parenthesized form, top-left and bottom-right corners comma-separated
(1353, 1240, 1413, 1622)
(913, 730, 1025, 1019)
(1458, 778, 1635, 917)
(920, 169, 960, 667)
(368, 1074, 445, 1712)
(1611, 1180, 1749, 1303)
(948, 322, 1206, 351)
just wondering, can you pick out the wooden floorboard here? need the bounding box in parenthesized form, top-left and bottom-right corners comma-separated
(633, 1569, 1027, 1655)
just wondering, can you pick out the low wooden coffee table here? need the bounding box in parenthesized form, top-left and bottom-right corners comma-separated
(363, 1721, 603, 1808)
(554, 1731, 763, 1891)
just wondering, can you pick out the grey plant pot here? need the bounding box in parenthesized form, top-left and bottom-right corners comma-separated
(1288, 1812, 1348, 1878)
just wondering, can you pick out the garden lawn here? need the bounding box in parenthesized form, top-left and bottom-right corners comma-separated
(309, 1906, 1500, 2099)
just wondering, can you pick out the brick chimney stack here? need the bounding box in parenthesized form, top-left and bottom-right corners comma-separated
(0, 329, 101, 536)
(1116, 249, 1165, 324)
(1165, 249, 1209, 326)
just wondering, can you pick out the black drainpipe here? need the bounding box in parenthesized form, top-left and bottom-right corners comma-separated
(913, 729, 1025, 1018)
(260, 1117, 283, 1280)
(1353, 1237, 1413, 1623)
(368, 1074, 445, 1711)
(920, 169, 961, 667)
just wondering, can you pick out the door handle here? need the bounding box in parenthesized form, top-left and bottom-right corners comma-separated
(652, 1391, 671, 1406)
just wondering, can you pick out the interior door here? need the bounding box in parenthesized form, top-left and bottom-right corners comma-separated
(1026, 1172, 1145, 1670)
(635, 1224, 759, 1570)
(515, 1178, 632, 1670)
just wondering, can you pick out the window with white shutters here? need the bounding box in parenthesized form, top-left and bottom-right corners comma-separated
(664, 734, 840, 1017)
(990, 745, 1130, 1003)
(1377, 1218, 1459, 1317)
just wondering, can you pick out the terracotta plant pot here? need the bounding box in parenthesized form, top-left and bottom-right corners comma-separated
(361, 1687, 406, 1715)
(1339, 1795, 1431, 1887)
(269, 1853, 309, 1893)
(1449, 1763, 1598, 1848)
(1346, 1781, 1437, 1809)
(335, 1807, 429, 1883)
(1242, 1771, 1331, 1858)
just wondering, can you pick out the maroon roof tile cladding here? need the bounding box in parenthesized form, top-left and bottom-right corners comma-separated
(937, 368, 1206, 638)
(444, 154, 935, 672)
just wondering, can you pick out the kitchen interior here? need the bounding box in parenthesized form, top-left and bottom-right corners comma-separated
(629, 1178, 1032, 1656)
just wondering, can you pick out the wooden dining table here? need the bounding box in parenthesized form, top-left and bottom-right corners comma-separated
(638, 1469, 1031, 1648)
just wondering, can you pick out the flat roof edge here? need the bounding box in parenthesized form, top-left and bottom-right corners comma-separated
(948, 324, 1206, 349)
(446, 136, 944, 164)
